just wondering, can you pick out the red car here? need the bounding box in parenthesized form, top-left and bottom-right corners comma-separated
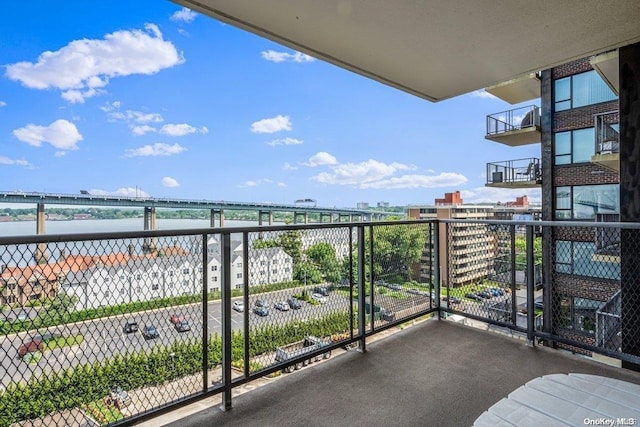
(18, 339, 44, 358)
(169, 313, 185, 324)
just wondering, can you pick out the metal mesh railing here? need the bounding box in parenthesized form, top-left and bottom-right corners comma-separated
(0, 221, 438, 426)
(3, 218, 640, 425)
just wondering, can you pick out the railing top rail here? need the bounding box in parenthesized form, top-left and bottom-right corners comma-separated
(440, 218, 638, 229)
(486, 104, 539, 118)
(487, 157, 540, 166)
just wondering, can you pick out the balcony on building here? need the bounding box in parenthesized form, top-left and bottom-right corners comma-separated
(590, 50, 619, 96)
(593, 213, 621, 263)
(484, 73, 541, 104)
(591, 110, 620, 172)
(485, 105, 541, 146)
(485, 157, 541, 188)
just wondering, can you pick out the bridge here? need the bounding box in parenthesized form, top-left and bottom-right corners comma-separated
(0, 191, 394, 238)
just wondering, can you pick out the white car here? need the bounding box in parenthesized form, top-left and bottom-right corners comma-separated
(232, 301, 245, 312)
(311, 293, 327, 304)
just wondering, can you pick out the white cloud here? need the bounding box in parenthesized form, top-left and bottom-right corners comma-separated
(13, 119, 83, 150)
(0, 101, 6, 107)
(470, 90, 497, 99)
(283, 162, 298, 171)
(160, 123, 208, 136)
(267, 137, 303, 147)
(115, 187, 151, 198)
(124, 143, 186, 157)
(312, 159, 411, 185)
(261, 50, 316, 63)
(170, 7, 197, 23)
(359, 172, 468, 189)
(131, 125, 157, 135)
(54, 151, 66, 157)
(104, 106, 164, 124)
(278, 182, 286, 187)
(307, 152, 337, 167)
(6, 24, 184, 103)
(250, 115, 292, 133)
(0, 156, 31, 167)
(461, 187, 541, 204)
(162, 176, 180, 187)
(239, 178, 278, 188)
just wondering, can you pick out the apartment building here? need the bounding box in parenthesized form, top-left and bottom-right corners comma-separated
(407, 192, 496, 287)
(482, 47, 629, 356)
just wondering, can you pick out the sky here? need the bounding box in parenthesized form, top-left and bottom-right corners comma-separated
(0, 1, 542, 209)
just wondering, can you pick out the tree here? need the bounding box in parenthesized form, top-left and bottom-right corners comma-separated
(278, 230, 303, 265)
(294, 262, 322, 285)
(306, 242, 342, 283)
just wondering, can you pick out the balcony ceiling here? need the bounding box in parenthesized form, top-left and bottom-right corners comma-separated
(173, 0, 640, 102)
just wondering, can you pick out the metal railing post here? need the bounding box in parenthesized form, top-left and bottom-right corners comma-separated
(357, 225, 367, 353)
(526, 225, 535, 346)
(510, 225, 517, 328)
(433, 221, 441, 319)
(201, 233, 209, 392)
(243, 232, 250, 379)
(220, 232, 233, 411)
(369, 225, 375, 332)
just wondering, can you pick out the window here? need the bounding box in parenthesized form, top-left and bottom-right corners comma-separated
(260, 261, 266, 266)
(105, 277, 110, 282)
(237, 262, 242, 268)
(209, 287, 219, 293)
(136, 274, 141, 280)
(557, 296, 602, 335)
(212, 277, 218, 282)
(136, 287, 141, 293)
(554, 184, 619, 220)
(235, 284, 243, 289)
(152, 272, 158, 278)
(198, 267, 203, 273)
(554, 128, 594, 165)
(182, 269, 190, 275)
(152, 283, 159, 290)
(120, 288, 126, 295)
(237, 273, 243, 279)
(169, 271, 174, 277)
(211, 265, 218, 271)
(554, 240, 620, 280)
(554, 70, 617, 111)
(104, 291, 110, 297)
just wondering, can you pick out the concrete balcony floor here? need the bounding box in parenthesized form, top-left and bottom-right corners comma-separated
(142, 319, 640, 427)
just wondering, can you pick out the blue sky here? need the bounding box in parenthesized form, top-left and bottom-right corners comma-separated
(0, 1, 541, 208)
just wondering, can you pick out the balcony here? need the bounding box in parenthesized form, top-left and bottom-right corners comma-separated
(593, 213, 621, 263)
(485, 105, 541, 146)
(485, 158, 541, 188)
(591, 110, 620, 172)
(1, 219, 640, 426)
(484, 73, 541, 104)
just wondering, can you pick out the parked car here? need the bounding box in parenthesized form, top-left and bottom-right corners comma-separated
(477, 290, 493, 299)
(142, 325, 160, 340)
(311, 293, 327, 304)
(313, 286, 330, 296)
(18, 339, 44, 358)
(255, 299, 267, 308)
(174, 320, 191, 332)
(109, 385, 131, 407)
(254, 306, 269, 317)
(287, 298, 302, 310)
(464, 292, 483, 302)
(387, 284, 402, 291)
(490, 287, 506, 296)
(16, 311, 29, 322)
(123, 320, 139, 334)
(34, 332, 61, 342)
(232, 301, 245, 312)
(444, 296, 461, 304)
(407, 288, 421, 295)
(274, 301, 290, 311)
(169, 313, 185, 324)
(534, 296, 544, 310)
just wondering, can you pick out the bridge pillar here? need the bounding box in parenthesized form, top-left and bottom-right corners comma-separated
(34, 203, 48, 264)
(258, 211, 273, 226)
(143, 207, 157, 253)
(293, 212, 307, 224)
(210, 209, 225, 227)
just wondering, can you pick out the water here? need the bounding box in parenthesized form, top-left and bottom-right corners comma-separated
(0, 218, 262, 237)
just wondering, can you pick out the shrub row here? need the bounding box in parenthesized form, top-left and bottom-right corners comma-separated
(0, 310, 351, 426)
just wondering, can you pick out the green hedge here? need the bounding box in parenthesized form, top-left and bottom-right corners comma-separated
(0, 310, 351, 426)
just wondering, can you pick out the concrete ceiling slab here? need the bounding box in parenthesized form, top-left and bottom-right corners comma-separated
(173, 0, 640, 102)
